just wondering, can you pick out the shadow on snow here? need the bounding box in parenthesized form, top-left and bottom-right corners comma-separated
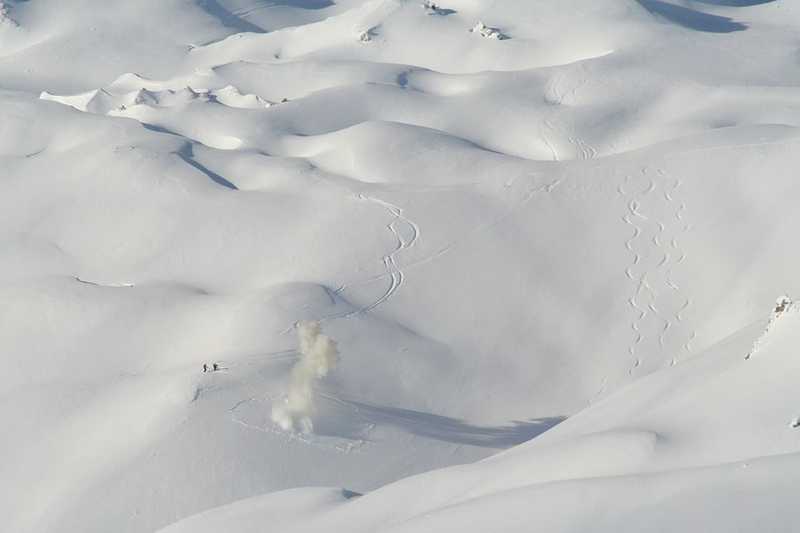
(317, 396, 565, 449)
(637, 0, 748, 33)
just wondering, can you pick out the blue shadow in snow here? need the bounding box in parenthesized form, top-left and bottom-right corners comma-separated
(177, 143, 239, 190)
(692, 0, 774, 5)
(195, 0, 266, 33)
(320, 397, 565, 449)
(138, 124, 239, 190)
(637, 0, 748, 32)
(428, 7, 457, 16)
(255, 0, 334, 9)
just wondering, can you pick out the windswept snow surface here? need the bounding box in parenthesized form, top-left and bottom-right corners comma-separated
(3, 1, 800, 532)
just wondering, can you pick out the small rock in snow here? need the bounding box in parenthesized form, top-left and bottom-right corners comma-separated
(470, 21, 507, 40)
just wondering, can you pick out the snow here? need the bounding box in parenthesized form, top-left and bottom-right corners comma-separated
(2, 1, 800, 532)
(158, 300, 800, 532)
(469, 21, 506, 40)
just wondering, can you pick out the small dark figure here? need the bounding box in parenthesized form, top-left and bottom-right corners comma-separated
(281, 97, 289, 103)
(212, 362, 219, 372)
(774, 296, 791, 314)
(202, 363, 208, 373)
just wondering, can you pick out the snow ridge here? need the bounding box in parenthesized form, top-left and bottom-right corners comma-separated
(745, 295, 794, 360)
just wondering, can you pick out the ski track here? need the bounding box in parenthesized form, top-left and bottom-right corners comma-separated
(422, 176, 563, 263)
(569, 135, 597, 160)
(223, 364, 372, 454)
(317, 192, 419, 323)
(544, 65, 596, 160)
(541, 119, 560, 161)
(229, 408, 370, 455)
(325, 177, 561, 325)
(354, 193, 419, 314)
(545, 70, 566, 106)
(619, 167, 695, 375)
(268, 192, 421, 436)
(658, 168, 696, 357)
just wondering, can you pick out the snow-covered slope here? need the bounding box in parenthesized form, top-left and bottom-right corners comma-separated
(2, 1, 800, 532)
(158, 300, 800, 532)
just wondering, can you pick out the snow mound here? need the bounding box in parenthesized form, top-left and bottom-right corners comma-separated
(213, 84, 271, 109)
(469, 21, 507, 40)
(421, 1, 454, 16)
(42, 82, 270, 115)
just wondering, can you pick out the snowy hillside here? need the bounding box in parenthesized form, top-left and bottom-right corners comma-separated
(2, 1, 800, 532)
(159, 299, 800, 532)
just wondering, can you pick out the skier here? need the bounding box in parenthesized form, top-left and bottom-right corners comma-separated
(202, 363, 208, 373)
(212, 362, 219, 372)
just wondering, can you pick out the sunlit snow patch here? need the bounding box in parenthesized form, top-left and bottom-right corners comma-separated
(212, 85, 271, 109)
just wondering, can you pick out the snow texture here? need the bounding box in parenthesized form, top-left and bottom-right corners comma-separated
(3, 0, 800, 532)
